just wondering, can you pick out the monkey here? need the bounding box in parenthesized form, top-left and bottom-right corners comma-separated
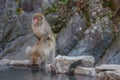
(31, 13, 56, 63)
(26, 36, 51, 66)
(32, 13, 53, 40)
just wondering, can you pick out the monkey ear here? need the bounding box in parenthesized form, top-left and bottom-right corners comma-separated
(39, 14, 43, 21)
(39, 14, 45, 22)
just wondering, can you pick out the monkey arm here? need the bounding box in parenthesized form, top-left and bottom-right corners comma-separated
(34, 34, 41, 40)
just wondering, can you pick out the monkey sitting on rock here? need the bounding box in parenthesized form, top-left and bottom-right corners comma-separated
(26, 13, 56, 67)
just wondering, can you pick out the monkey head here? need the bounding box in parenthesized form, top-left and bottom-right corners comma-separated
(32, 13, 45, 26)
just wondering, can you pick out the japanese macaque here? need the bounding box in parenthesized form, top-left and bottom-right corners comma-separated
(32, 13, 56, 59)
(32, 13, 54, 41)
(26, 36, 52, 66)
(26, 13, 56, 66)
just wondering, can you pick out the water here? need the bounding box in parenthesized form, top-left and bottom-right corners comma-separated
(0, 67, 94, 80)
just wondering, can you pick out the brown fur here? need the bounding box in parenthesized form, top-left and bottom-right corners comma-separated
(31, 13, 56, 63)
(26, 36, 50, 66)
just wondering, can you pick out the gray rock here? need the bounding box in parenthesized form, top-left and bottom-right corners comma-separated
(41, 0, 52, 9)
(56, 13, 87, 55)
(97, 31, 120, 65)
(68, 0, 115, 64)
(74, 66, 95, 76)
(2, 34, 36, 60)
(19, 0, 42, 12)
(74, 75, 95, 80)
(95, 64, 120, 80)
(95, 64, 120, 73)
(48, 55, 94, 73)
(95, 70, 120, 80)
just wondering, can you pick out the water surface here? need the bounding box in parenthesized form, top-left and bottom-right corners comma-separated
(0, 67, 93, 80)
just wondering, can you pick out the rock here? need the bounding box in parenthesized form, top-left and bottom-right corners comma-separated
(19, 0, 34, 11)
(95, 64, 120, 73)
(41, 0, 54, 13)
(0, 59, 10, 66)
(68, 0, 115, 64)
(48, 55, 94, 73)
(96, 32, 120, 65)
(56, 13, 87, 55)
(0, 59, 29, 67)
(0, 55, 94, 75)
(46, 13, 61, 33)
(19, 0, 42, 12)
(10, 59, 29, 66)
(74, 66, 95, 76)
(1, 34, 36, 60)
(95, 71, 120, 80)
(74, 74, 95, 80)
(46, 13, 59, 25)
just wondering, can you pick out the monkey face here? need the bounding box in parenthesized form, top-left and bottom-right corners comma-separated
(33, 13, 43, 25)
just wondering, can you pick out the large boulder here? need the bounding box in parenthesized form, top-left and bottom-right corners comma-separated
(56, 13, 87, 55)
(48, 55, 94, 73)
(68, 0, 115, 64)
(97, 29, 120, 65)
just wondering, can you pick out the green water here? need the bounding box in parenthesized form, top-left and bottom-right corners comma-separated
(0, 67, 93, 80)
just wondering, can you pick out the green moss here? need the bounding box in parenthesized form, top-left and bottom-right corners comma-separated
(102, 0, 116, 11)
(45, 0, 70, 15)
(99, 14, 106, 19)
(16, 0, 19, 4)
(15, 0, 23, 14)
(16, 8, 20, 14)
(83, 4, 91, 27)
(45, 4, 58, 15)
(45, 0, 71, 30)
(53, 33, 58, 39)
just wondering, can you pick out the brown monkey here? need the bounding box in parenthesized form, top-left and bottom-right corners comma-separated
(26, 36, 51, 66)
(31, 13, 56, 63)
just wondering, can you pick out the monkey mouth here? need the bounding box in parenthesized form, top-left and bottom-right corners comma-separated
(33, 18, 38, 24)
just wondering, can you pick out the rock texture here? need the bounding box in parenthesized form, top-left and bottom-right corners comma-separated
(56, 13, 87, 55)
(68, 0, 115, 64)
(74, 66, 95, 76)
(97, 32, 120, 65)
(95, 71, 120, 80)
(48, 55, 94, 73)
(95, 64, 120, 80)
(95, 64, 120, 73)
